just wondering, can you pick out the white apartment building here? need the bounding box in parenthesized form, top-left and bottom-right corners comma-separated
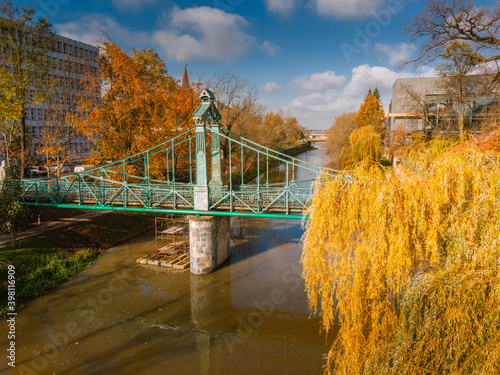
(26, 33, 100, 160)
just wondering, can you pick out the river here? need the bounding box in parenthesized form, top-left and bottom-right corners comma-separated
(1, 143, 336, 375)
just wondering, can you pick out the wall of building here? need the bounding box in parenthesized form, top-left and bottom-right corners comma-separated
(388, 77, 443, 134)
(388, 75, 499, 138)
(26, 34, 100, 161)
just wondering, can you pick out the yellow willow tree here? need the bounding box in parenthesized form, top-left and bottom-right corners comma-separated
(339, 125, 381, 169)
(301, 148, 500, 374)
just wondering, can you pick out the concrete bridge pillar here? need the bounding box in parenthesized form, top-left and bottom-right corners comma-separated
(189, 215, 230, 275)
(189, 89, 230, 275)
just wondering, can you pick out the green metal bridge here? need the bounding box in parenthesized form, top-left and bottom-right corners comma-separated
(20, 90, 338, 220)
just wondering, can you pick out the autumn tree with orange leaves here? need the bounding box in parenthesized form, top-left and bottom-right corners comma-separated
(355, 89, 386, 134)
(77, 39, 199, 179)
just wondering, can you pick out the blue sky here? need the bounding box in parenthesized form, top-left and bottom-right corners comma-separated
(19, 0, 455, 129)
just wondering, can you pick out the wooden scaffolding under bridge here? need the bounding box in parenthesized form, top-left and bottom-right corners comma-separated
(154, 215, 188, 246)
(138, 215, 190, 270)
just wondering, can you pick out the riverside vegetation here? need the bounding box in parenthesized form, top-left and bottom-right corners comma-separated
(0, 211, 157, 317)
(302, 145, 500, 374)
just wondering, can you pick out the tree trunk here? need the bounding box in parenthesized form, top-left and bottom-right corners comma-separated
(10, 229, 16, 249)
(46, 151, 50, 177)
(56, 153, 60, 177)
(20, 115, 26, 179)
(458, 107, 464, 141)
(458, 81, 465, 141)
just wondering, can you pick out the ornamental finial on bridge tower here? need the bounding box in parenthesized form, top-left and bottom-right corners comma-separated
(200, 88, 215, 101)
(193, 88, 221, 124)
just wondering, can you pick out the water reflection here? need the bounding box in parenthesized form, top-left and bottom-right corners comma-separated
(0, 145, 334, 375)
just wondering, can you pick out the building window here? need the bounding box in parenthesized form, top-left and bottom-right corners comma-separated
(425, 94, 499, 133)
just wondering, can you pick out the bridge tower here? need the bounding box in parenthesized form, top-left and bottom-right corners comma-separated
(189, 89, 230, 275)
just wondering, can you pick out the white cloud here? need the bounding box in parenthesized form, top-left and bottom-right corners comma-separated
(264, 0, 298, 15)
(293, 70, 346, 91)
(54, 15, 149, 46)
(262, 81, 281, 93)
(287, 90, 359, 128)
(258, 40, 280, 57)
(343, 64, 412, 97)
(56, 7, 274, 63)
(113, 0, 156, 11)
(376, 42, 415, 66)
(289, 90, 358, 116)
(416, 66, 439, 77)
(311, 0, 386, 18)
(287, 64, 414, 128)
(153, 6, 256, 62)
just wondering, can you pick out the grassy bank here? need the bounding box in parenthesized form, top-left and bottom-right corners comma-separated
(0, 211, 157, 317)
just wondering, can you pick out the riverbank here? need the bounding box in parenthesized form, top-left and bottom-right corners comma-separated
(0, 210, 157, 317)
(280, 142, 316, 157)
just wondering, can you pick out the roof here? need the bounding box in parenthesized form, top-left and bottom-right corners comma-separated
(193, 102, 211, 119)
(182, 65, 190, 88)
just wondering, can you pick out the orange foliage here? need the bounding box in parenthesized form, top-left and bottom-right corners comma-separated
(453, 128, 500, 153)
(77, 39, 200, 178)
(355, 94, 386, 135)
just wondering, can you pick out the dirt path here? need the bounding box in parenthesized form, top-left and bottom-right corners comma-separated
(0, 210, 112, 245)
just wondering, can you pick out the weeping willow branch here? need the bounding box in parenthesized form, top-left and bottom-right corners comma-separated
(302, 150, 500, 374)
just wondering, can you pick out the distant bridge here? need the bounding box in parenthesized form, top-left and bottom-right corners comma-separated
(304, 130, 327, 142)
(19, 90, 338, 220)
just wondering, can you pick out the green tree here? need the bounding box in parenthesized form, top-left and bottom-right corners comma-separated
(0, 165, 27, 248)
(0, 1, 54, 177)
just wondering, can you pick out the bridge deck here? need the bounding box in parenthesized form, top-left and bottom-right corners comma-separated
(20, 177, 314, 219)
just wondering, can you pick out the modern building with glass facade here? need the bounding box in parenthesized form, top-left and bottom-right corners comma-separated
(388, 76, 499, 137)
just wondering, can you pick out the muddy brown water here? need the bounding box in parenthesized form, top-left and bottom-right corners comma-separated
(1, 144, 338, 375)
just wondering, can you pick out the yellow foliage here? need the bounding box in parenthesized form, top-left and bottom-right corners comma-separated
(349, 125, 381, 165)
(302, 149, 500, 374)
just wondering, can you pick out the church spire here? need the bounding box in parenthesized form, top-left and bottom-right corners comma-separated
(182, 64, 190, 88)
